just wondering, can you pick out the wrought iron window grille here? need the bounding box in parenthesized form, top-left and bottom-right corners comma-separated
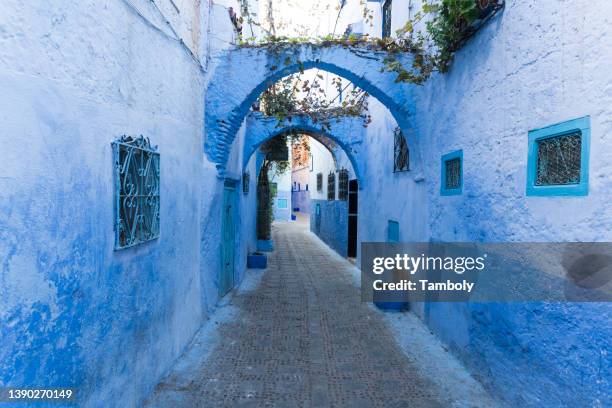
(382, 0, 392, 38)
(445, 158, 461, 190)
(393, 127, 409, 172)
(112, 135, 160, 249)
(535, 132, 581, 186)
(338, 169, 349, 201)
(327, 172, 336, 201)
(317, 173, 323, 191)
(448, 1, 505, 52)
(243, 171, 250, 194)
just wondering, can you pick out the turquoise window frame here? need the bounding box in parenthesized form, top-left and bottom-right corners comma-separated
(277, 198, 288, 209)
(526, 116, 590, 197)
(387, 220, 399, 243)
(440, 150, 463, 196)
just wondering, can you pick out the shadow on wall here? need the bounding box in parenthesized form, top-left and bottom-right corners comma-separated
(310, 199, 348, 257)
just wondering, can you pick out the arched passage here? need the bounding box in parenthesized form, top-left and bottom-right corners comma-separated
(205, 44, 420, 176)
(243, 112, 365, 187)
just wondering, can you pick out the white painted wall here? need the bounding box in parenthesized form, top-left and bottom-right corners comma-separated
(269, 142, 292, 221)
(309, 137, 337, 200)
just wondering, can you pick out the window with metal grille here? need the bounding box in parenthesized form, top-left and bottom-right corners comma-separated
(327, 172, 336, 200)
(112, 135, 160, 249)
(526, 116, 590, 196)
(317, 173, 323, 191)
(440, 150, 462, 195)
(535, 132, 581, 186)
(338, 169, 349, 200)
(382, 0, 392, 38)
(393, 127, 409, 172)
(243, 171, 250, 194)
(445, 159, 461, 189)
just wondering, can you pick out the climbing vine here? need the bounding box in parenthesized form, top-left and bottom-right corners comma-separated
(240, 0, 503, 80)
(240, 0, 503, 135)
(256, 71, 371, 131)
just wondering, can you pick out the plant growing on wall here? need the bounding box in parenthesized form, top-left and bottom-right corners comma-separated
(241, 0, 502, 130)
(256, 133, 300, 240)
(257, 70, 372, 131)
(241, 0, 503, 81)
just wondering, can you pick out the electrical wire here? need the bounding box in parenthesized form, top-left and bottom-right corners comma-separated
(120, 0, 206, 74)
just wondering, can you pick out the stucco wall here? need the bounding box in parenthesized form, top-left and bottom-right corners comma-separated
(0, 1, 257, 406)
(292, 191, 311, 214)
(348, 1, 612, 406)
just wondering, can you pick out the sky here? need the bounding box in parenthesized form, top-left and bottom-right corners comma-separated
(261, 0, 342, 37)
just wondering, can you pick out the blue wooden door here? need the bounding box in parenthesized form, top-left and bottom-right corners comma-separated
(220, 180, 237, 296)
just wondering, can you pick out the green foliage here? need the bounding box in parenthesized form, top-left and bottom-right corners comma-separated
(242, 0, 501, 130)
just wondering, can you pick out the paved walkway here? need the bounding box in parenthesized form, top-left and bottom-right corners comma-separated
(144, 222, 494, 407)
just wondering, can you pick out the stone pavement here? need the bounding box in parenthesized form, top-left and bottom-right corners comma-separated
(144, 222, 463, 407)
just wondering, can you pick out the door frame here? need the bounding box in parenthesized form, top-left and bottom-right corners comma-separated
(347, 179, 358, 258)
(220, 179, 238, 297)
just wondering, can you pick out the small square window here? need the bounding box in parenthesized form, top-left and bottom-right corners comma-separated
(277, 198, 288, 209)
(535, 132, 581, 186)
(527, 116, 590, 196)
(441, 150, 463, 195)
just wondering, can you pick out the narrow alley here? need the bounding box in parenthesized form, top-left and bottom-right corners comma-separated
(144, 219, 496, 407)
(3, 1, 611, 407)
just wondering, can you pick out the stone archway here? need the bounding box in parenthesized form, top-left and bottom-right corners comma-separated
(243, 112, 366, 187)
(204, 44, 419, 176)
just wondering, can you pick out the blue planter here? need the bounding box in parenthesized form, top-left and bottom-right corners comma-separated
(247, 252, 267, 269)
(374, 301, 409, 312)
(257, 239, 274, 252)
(291, 214, 297, 221)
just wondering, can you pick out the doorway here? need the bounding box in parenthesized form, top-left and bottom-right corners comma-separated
(220, 180, 237, 296)
(347, 179, 358, 258)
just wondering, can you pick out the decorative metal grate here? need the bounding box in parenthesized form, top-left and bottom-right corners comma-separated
(112, 135, 160, 249)
(382, 0, 392, 38)
(535, 132, 582, 186)
(317, 173, 323, 191)
(243, 171, 250, 194)
(338, 169, 349, 201)
(327, 172, 336, 200)
(393, 127, 409, 172)
(444, 158, 461, 190)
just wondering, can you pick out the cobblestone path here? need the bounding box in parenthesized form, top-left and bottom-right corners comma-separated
(146, 222, 446, 407)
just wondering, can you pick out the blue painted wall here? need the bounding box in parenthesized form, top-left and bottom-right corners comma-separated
(291, 190, 311, 213)
(0, 1, 257, 407)
(310, 199, 348, 258)
(273, 191, 292, 222)
(352, 2, 612, 406)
